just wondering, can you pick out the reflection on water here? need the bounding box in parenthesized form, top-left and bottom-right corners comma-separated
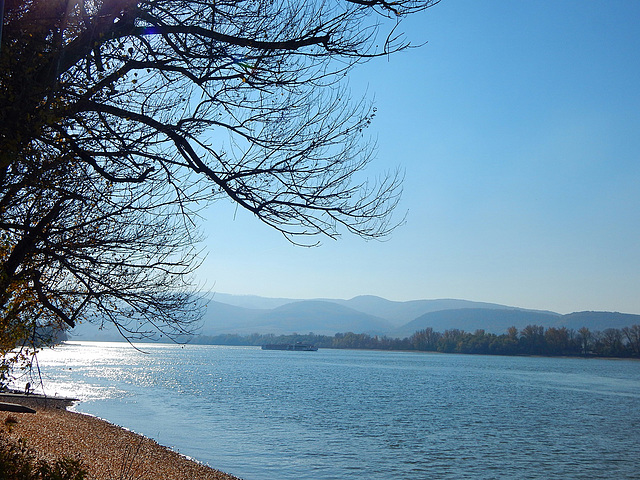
(31, 342, 640, 480)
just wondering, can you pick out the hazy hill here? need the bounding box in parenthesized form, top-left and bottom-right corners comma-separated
(199, 300, 267, 334)
(208, 293, 297, 310)
(69, 300, 266, 341)
(329, 295, 552, 326)
(70, 298, 392, 339)
(559, 311, 640, 331)
(201, 300, 392, 336)
(212, 293, 554, 327)
(70, 320, 128, 342)
(69, 294, 640, 342)
(388, 308, 562, 338)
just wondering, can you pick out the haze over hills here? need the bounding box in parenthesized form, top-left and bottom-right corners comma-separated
(328, 296, 559, 326)
(209, 293, 557, 327)
(209, 293, 296, 310)
(199, 300, 392, 336)
(388, 308, 562, 339)
(69, 293, 640, 341)
(560, 311, 640, 331)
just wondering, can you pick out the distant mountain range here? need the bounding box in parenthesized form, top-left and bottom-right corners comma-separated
(69, 293, 640, 342)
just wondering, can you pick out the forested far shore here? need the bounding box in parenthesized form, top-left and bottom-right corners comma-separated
(189, 324, 640, 358)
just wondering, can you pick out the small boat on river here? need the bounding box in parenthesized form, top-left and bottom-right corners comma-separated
(261, 342, 318, 351)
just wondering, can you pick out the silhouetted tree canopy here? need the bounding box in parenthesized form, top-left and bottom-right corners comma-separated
(0, 0, 439, 382)
(193, 324, 640, 359)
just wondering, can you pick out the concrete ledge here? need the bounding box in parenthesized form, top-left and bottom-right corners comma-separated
(0, 393, 79, 410)
(0, 402, 36, 413)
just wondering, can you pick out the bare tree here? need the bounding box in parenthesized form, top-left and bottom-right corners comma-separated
(0, 0, 439, 380)
(622, 325, 640, 356)
(577, 326, 592, 356)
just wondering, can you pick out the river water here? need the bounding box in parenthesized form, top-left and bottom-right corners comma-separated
(30, 342, 640, 480)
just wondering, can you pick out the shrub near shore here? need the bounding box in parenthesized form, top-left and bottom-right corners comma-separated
(0, 434, 87, 480)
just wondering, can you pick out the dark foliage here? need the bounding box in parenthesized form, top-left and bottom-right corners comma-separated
(192, 324, 640, 358)
(0, 0, 438, 382)
(0, 435, 87, 480)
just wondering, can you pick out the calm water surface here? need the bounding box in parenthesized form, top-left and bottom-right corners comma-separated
(32, 342, 640, 480)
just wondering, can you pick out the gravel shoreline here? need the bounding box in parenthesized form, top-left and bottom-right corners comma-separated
(1, 404, 242, 480)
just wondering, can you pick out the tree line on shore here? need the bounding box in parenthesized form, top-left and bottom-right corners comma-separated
(190, 324, 640, 358)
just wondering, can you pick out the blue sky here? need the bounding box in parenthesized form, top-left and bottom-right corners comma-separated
(197, 1, 640, 314)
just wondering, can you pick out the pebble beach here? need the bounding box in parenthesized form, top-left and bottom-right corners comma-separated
(0, 397, 242, 480)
